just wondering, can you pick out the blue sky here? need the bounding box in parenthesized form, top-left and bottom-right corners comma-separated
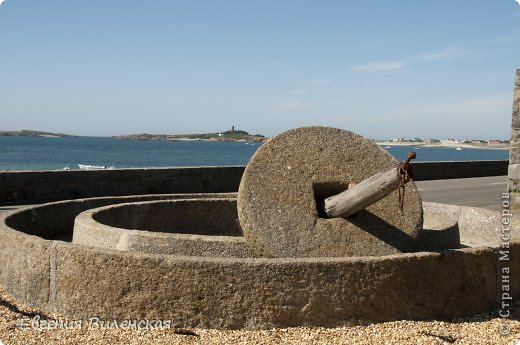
(0, 1, 519, 139)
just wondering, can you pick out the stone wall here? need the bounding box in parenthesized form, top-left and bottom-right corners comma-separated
(509, 69, 520, 209)
(0, 161, 508, 205)
(0, 166, 244, 205)
(411, 160, 507, 181)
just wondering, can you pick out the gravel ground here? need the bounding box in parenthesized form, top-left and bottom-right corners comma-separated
(0, 285, 518, 345)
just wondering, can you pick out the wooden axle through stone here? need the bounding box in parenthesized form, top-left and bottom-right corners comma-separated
(324, 151, 416, 218)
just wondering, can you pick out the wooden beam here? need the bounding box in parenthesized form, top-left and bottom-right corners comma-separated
(324, 151, 416, 218)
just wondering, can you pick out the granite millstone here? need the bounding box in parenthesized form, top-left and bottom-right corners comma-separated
(237, 126, 423, 258)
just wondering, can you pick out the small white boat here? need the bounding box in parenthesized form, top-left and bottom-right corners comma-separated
(456, 147, 462, 151)
(384, 146, 391, 149)
(78, 164, 113, 170)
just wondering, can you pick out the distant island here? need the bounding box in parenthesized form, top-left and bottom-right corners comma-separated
(113, 127, 267, 142)
(0, 130, 72, 138)
(0, 129, 510, 149)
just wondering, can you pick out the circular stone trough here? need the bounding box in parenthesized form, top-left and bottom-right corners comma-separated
(73, 199, 253, 258)
(73, 198, 458, 257)
(0, 195, 518, 329)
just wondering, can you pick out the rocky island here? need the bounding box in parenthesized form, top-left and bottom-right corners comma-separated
(113, 127, 266, 142)
(0, 130, 72, 137)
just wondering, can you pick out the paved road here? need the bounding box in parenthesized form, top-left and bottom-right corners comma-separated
(415, 175, 507, 210)
(0, 176, 509, 215)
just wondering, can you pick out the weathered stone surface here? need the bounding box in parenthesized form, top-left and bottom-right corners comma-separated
(92, 198, 241, 236)
(508, 70, 520, 209)
(0, 216, 51, 311)
(511, 128, 520, 143)
(0, 195, 517, 330)
(510, 129, 520, 164)
(75, 199, 459, 258)
(509, 150, 520, 165)
(508, 164, 520, 180)
(5, 193, 235, 241)
(510, 179, 520, 194)
(0, 166, 244, 204)
(120, 232, 251, 257)
(512, 100, 520, 129)
(508, 242, 520, 300)
(419, 202, 460, 251)
(458, 205, 520, 247)
(511, 69, 520, 132)
(238, 126, 423, 258)
(509, 192, 520, 210)
(52, 242, 498, 329)
(74, 199, 252, 258)
(511, 73, 519, 133)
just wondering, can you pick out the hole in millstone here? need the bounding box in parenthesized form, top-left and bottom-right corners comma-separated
(313, 181, 349, 218)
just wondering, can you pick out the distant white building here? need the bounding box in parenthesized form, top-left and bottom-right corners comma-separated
(441, 138, 460, 144)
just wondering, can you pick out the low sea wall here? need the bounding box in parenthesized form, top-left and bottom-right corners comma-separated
(412, 160, 508, 181)
(0, 166, 244, 205)
(0, 160, 508, 205)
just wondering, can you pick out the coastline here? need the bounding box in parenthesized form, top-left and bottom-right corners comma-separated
(376, 141, 509, 150)
(112, 134, 267, 143)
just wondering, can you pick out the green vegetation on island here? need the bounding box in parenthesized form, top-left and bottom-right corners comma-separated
(0, 130, 72, 138)
(113, 128, 266, 142)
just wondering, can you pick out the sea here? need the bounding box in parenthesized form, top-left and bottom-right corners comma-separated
(0, 136, 510, 171)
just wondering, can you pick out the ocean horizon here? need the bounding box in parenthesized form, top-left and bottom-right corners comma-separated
(0, 136, 510, 172)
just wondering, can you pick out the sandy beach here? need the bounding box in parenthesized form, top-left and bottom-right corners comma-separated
(377, 141, 509, 150)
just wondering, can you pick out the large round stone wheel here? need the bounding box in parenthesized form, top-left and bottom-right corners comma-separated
(237, 126, 423, 258)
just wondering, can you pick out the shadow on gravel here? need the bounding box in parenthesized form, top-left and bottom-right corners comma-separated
(0, 298, 50, 319)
